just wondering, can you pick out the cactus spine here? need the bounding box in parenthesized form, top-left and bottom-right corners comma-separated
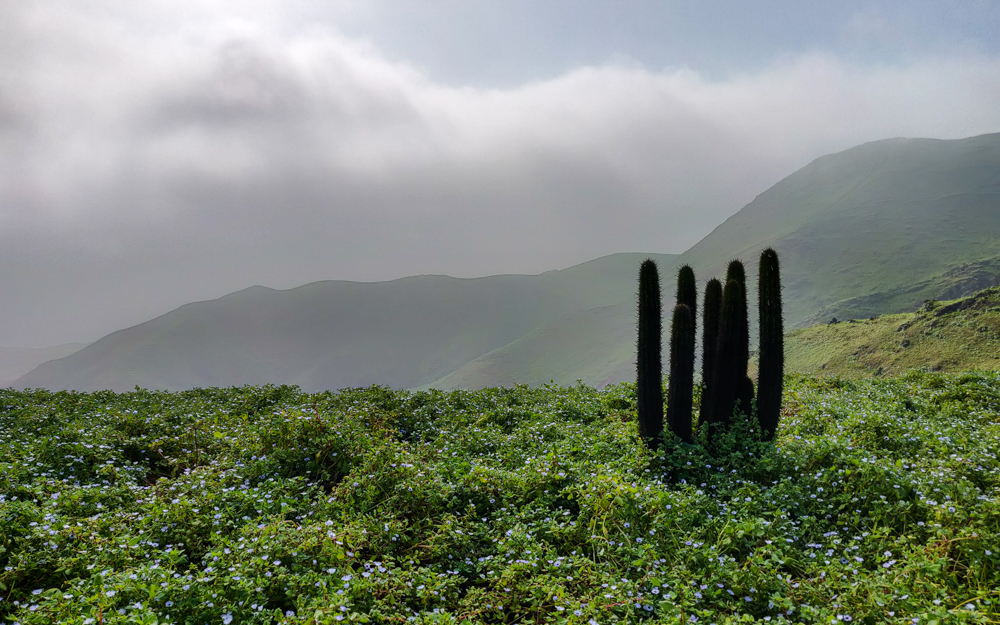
(636, 259, 663, 448)
(699, 278, 722, 419)
(757, 248, 784, 440)
(666, 303, 695, 442)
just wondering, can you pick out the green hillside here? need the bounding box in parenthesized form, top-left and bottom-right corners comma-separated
(432, 133, 1000, 387)
(426, 302, 638, 390)
(677, 133, 1000, 328)
(16, 133, 1000, 392)
(786, 285, 1000, 377)
(798, 254, 1000, 327)
(15, 253, 678, 392)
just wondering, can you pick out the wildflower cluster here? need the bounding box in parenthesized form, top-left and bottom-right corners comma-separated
(0, 373, 997, 623)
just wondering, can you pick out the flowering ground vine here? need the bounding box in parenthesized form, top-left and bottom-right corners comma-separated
(0, 372, 998, 623)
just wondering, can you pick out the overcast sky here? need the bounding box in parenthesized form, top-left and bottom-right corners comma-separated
(3, 1, 1000, 347)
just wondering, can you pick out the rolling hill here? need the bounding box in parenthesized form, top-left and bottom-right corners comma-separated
(15, 253, 678, 392)
(424, 301, 639, 390)
(16, 132, 1000, 391)
(784, 285, 1000, 377)
(675, 132, 1000, 325)
(429, 132, 1000, 388)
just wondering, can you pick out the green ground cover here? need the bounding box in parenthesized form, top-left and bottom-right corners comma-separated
(786, 286, 1000, 378)
(0, 374, 998, 624)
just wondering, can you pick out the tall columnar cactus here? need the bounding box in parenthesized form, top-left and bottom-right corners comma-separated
(736, 375, 755, 419)
(757, 247, 784, 441)
(725, 259, 746, 288)
(676, 265, 697, 336)
(699, 278, 722, 418)
(636, 259, 663, 448)
(706, 279, 743, 438)
(666, 303, 695, 443)
(726, 260, 750, 379)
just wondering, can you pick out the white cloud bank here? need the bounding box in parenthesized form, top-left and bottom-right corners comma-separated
(2, 1, 1000, 345)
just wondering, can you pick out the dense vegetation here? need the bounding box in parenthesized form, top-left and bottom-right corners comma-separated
(1, 372, 998, 623)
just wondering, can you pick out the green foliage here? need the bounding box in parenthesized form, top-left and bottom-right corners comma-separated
(786, 285, 1000, 378)
(1, 373, 998, 623)
(666, 304, 695, 443)
(636, 259, 663, 449)
(758, 248, 784, 440)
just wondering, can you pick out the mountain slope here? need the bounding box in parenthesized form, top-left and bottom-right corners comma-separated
(798, 255, 1000, 327)
(0, 343, 88, 387)
(426, 302, 638, 390)
(676, 132, 1000, 327)
(16, 253, 678, 392)
(431, 133, 1000, 387)
(785, 286, 1000, 377)
(17, 132, 1000, 392)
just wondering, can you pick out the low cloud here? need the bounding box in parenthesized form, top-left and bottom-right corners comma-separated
(2, 1, 1000, 345)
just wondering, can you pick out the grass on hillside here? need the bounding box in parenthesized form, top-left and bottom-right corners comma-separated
(786, 286, 1000, 378)
(797, 255, 1000, 331)
(0, 375, 998, 624)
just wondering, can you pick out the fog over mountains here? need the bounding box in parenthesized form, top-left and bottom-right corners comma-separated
(15, 132, 1000, 392)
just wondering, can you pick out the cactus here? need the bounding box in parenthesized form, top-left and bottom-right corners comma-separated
(666, 303, 695, 442)
(757, 248, 784, 441)
(699, 278, 722, 419)
(636, 259, 663, 448)
(676, 265, 697, 335)
(736, 375, 755, 420)
(706, 279, 743, 438)
(726, 259, 746, 287)
(726, 260, 750, 379)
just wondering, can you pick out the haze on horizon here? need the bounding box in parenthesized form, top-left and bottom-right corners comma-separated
(2, 0, 1000, 347)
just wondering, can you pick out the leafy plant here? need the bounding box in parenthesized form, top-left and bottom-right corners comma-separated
(0, 373, 997, 623)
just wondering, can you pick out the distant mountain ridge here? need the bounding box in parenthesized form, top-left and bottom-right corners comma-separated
(0, 343, 88, 387)
(16, 253, 679, 391)
(432, 132, 1000, 388)
(799, 255, 1000, 328)
(16, 132, 1000, 391)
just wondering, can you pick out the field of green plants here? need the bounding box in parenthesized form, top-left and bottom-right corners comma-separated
(1, 372, 998, 624)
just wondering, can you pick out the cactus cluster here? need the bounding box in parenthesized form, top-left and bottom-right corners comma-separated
(635, 249, 784, 449)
